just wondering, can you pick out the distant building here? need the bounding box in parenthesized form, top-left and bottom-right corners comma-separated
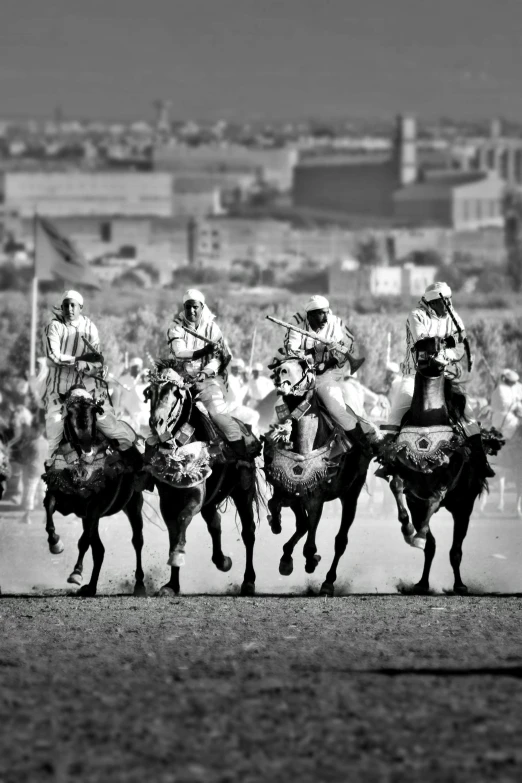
(5, 172, 172, 218)
(153, 143, 298, 191)
(393, 171, 505, 230)
(293, 115, 417, 220)
(328, 259, 437, 300)
(472, 119, 522, 187)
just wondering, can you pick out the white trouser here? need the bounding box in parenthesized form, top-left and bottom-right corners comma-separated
(228, 403, 260, 431)
(195, 378, 243, 442)
(388, 376, 416, 427)
(45, 396, 135, 459)
(315, 368, 367, 433)
(388, 374, 479, 435)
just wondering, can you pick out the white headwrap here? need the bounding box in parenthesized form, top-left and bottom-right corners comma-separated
(501, 369, 520, 383)
(304, 295, 330, 313)
(183, 289, 205, 305)
(61, 289, 84, 306)
(386, 361, 400, 374)
(424, 282, 452, 301)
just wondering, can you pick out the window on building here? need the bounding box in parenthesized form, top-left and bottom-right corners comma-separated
(100, 221, 112, 242)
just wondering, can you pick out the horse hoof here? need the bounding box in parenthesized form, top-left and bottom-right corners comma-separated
(167, 552, 185, 568)
(133, 583, 147, 597)
(411, 535, 426, 550)
(67, 572, 82, 586)
(454, 584, 468, 595)
(279, 558, 293, 576)
(157, 585, 178, 598)
(214, 555, 232, 573)
(412, 582, 430, 595)
(267, 515, 282, 535)
(305, 554, 321, 574)
(320, 582, 334, 597)
(50, 540, 64, 555)
(240, 582, 256, 596)
(77, 585, 96, 598)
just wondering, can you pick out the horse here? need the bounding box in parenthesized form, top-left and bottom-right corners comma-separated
(144, 364, 261, 597)
(264, 357, 371, 597)
(43, 386, 147, 597)
(377, 337, 503, 594)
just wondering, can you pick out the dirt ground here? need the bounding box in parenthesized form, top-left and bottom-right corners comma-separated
(0, 595, 521, 783)
(1, 482, 522, 782)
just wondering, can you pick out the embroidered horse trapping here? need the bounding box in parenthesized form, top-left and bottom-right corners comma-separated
(380, 425, 466, 474)
(265, 440, 346, 496)
(143, 440, 212, 489)
(43, 436, 131, 497)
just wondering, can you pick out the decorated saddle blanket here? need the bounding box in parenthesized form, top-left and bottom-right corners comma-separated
(264, 428, 349, 496)
(143, 440, 212, 489)
(43, 435, 132, 498)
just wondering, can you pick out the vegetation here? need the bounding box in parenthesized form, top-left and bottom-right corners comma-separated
(1, 285, 521, 400)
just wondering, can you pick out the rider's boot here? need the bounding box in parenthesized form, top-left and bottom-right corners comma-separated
(374, 429, 398, 479)
(468, 433, 495, 478)
(228, 438, 255, 490)
(344, 422, 378, 459)
(347, 354, 366, 374)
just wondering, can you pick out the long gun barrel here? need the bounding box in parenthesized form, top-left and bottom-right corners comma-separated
(167, 323, 216, 345)
(439, 294, 473, 372)
(266, 315, 355, 346)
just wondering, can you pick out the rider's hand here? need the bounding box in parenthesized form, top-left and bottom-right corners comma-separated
(432, 352, 449, 369)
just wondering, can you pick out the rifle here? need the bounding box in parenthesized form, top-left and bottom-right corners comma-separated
(439, 294, 473, 373)
(266, 315, 355, 347)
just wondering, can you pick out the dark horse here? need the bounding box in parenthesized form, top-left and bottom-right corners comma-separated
(44, 386, 146, 597)
(144, 364, 260, 596)
(379, 337, 501, 595)
(264, 357, 371, 596)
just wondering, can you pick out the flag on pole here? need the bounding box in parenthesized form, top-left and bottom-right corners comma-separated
(34, 216, 100, 288)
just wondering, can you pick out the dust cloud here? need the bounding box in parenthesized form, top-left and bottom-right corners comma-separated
(1, 479, 521, 596)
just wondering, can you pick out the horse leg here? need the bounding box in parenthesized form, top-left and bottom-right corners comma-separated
(157, 487, 202, 597)
(280, 501, 307, 577)
(123, 491, 147, 597)
(406, 495, 438, 593)
(445, 490, 475, 594)
(267, 493, 283, 535)
(498, 475, 505, 512)
(44, 492, 64, 554)
(320, 473, 366, 597)
(303, 498, 324, 574)
(389, 475, 415, 544)
(230, 486, 257, 596)
(78, 517, 104, 597)
(201, 504, 232, 574)
(67, 521, 89, 586)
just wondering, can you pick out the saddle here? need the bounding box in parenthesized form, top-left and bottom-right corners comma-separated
(193, 403, 261, 463)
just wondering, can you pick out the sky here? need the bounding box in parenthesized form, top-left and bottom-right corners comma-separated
(1, 0, 521, 122)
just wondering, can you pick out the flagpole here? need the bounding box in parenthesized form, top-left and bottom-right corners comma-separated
(29, 212, 38, 377)
(248, 327, 257, 372)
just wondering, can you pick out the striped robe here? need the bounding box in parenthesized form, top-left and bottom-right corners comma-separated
(43, 314, 102, 399)
(283, 311, 355, 368)
(401, 305, 466, 376)
(167, 309, 231, 379)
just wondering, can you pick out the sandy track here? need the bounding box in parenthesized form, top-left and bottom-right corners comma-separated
(1, 595, 521, 783)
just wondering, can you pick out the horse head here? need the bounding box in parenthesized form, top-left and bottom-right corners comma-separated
(62, 385, 104, 455)
(144, 363, 188, 439)
(269, 356, 315, 398)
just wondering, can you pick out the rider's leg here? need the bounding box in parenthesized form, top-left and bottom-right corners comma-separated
(97, 406, 135, 450)
(200, 383, 254, 489)
(44, 397, 65, 465)
(460, 419, 495, 478)
(315, 370, 380, 450)
(387, 375, 415, 428)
